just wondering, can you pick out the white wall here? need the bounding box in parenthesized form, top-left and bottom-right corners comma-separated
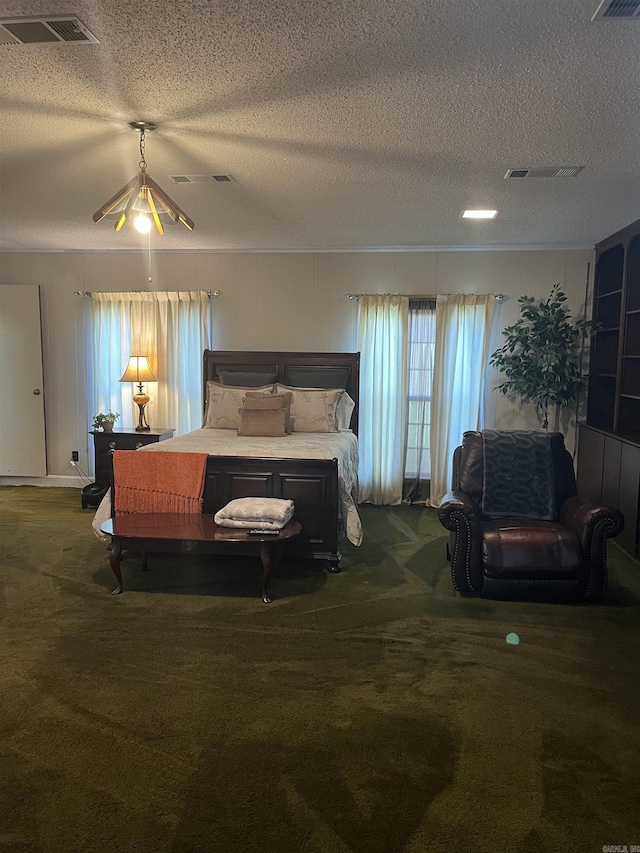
(0, 248, 593, 482)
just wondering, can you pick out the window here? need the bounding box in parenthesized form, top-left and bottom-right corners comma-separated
(89, 291, 211, 437)
(404, 299, 436, 501)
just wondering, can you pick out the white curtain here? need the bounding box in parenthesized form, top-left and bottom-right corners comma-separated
(429, 294, 495, 505)
(90, 291, 211, 436)
(356, 295, 409, 505)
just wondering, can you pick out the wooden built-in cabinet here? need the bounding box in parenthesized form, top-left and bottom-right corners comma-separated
(577, 425, 640, 559)
(579, 217, 640, 560)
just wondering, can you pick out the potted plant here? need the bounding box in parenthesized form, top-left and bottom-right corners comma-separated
(92, 410, 120, 432)
(489, 284, 594, 430)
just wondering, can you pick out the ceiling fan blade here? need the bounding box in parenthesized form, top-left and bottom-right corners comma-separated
(113, 174, 142, 231)
(146, 188, 165, 235)
(144, 174, 195, 231)
(92, 175, 140, 223)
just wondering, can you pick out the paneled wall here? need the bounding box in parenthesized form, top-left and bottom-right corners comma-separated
(0, 248, 593, 482)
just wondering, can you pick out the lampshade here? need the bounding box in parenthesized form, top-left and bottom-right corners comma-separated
(119, 355, 156, 384)
(93, 121, 194, 235)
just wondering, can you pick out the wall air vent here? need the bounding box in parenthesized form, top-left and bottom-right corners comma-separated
(592, 0, 640, 20)
(169, 174, 236, 184)
(0, 16, 99, 45)
(504, 167, 584, 179)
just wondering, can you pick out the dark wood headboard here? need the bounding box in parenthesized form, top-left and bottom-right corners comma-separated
(202, 350, 360, 433)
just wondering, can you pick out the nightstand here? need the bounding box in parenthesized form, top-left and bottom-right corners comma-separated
(90, 428, 175, 488)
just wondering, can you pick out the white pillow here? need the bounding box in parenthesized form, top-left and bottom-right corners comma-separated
(203, 382, 273, 429)
(336, 391, 355, 430)
(275, 384, 344, 433)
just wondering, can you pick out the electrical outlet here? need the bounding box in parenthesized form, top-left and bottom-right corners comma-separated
(71, 451, 79, 462)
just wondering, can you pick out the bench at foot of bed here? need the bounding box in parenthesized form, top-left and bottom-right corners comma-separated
(100, 514, 301, 603)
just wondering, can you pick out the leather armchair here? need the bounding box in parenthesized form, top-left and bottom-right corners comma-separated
(438, 430, 624, 601)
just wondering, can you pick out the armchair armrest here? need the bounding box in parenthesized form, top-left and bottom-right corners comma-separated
(559, 496, 625, 601)
(438, 490, 481, 529)
(438, 491, 483, 595)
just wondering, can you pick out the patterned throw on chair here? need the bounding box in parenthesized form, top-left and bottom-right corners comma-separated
(481, 429, 556, 521)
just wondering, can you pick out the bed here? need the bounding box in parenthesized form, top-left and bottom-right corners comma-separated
(100, 350, 363, 571)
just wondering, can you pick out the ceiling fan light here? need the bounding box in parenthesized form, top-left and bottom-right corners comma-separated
(134, 213, 152, 233)
(92, 121, 194, 236)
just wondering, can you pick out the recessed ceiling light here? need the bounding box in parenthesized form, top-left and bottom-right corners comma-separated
(462, 209, 499, 219)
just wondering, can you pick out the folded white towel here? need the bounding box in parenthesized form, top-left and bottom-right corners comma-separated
(214, 497, 295, 530)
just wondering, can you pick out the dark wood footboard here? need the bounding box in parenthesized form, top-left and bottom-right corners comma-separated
(196, 350, 361, 570)
(201, 455, 342, 567)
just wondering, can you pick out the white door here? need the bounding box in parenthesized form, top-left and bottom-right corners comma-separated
(0, 285, 47, 476)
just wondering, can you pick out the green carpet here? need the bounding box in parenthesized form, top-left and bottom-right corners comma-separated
(1, 486, 639, 853)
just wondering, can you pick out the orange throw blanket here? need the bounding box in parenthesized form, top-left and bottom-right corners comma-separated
(112, 450, 208, 515)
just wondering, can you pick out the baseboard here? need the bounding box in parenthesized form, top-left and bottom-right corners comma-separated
(0, 475, 83, 489)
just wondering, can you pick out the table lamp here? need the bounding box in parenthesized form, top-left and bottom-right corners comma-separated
(119, 355, 156, 431)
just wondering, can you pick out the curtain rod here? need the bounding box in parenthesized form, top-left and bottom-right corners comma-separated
(345, 292, 506, 300)
(74, 289, 221, 297)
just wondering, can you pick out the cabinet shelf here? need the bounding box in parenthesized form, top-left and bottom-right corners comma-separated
(618, 431, 640, 444)
(581, 225, 640, 560)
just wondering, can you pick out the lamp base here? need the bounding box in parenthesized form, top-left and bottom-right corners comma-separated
(135, 400, 151, 431)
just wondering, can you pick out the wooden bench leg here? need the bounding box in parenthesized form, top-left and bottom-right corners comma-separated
(259, 543, 275, 604)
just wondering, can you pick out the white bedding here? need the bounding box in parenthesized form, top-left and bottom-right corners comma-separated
(93, 428, 363, 546)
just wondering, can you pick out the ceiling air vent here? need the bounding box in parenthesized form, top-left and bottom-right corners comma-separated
(0, 16, 99, 45)
(592, 0, 640, 19)
(504, 167, 584, 179)
(169, 174, 236, 184)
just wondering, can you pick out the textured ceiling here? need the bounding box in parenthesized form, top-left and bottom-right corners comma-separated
(1, 0, 639, 252)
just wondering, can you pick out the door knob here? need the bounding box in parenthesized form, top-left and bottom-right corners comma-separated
(33, 389, 41, 395)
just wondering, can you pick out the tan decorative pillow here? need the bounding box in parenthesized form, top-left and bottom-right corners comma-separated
(203, 382, 274, 429)
(237, 407, 290, 437)
(275, 384, 344, 432)
(243, 391, 293, 411)
(243, 391, 294, 432)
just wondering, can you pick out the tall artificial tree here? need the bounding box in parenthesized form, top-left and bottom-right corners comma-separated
(489, 284, 593, 430)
